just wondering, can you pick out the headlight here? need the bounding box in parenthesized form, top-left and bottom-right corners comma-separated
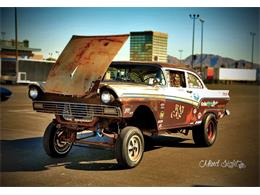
(29, 87, 39, 100)
(101, 91, 112, 104)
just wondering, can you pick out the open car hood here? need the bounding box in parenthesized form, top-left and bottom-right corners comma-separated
(45, 34, 129, 96)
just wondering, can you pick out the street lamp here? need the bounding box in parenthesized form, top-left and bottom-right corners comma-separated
(189, 14, 200, 68)
(178, 49, 183, 64)
(15, 8, 19, 81)
(199, 19, 205, 74)
(250, 32, 256, 67)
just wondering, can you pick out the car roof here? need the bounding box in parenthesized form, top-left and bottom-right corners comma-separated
(111, 61, 197, 73)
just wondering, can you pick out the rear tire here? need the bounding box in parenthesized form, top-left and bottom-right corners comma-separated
(115, 126, 144, 168)
(43, 121, 73, 157)
(192, 113, 217, 147)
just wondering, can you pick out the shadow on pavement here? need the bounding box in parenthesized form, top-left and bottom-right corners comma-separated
(192, 184, 222, 187)
(0, 135, 195, 172)
(64, 162, 119, 171)
(146, 135, 199, 150)
(0, 137, 116, 172)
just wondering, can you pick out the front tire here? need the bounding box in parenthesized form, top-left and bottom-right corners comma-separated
(43, 121, 73, 157)
(192, 113, 217, 147)
(115, 126, 144, 168)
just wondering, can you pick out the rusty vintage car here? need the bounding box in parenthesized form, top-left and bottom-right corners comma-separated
(28, 34, 230, 168)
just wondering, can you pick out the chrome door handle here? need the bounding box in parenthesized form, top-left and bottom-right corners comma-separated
(186, 90, 193, 93)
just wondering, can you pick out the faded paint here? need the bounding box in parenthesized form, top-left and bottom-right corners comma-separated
(170, 104, 185, 120)
(45, 35, 129, 96)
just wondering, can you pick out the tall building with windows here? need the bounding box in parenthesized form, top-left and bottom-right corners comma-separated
(130, 31, 168, 62)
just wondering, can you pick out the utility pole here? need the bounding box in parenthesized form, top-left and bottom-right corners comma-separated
(189, 14, 200, 68)
(0, 32, 4, 78)
(250, 32, 256, 67)
(178, 49, 183, 64)
(15, 8, 19, 81)
(200, 19, 205, 75)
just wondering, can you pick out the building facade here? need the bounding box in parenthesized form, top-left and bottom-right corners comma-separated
(0, 39, 42, 83)
(130, 31, 168, 62)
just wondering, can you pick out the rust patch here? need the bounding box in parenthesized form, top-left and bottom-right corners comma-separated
(45, 34, 129, 96)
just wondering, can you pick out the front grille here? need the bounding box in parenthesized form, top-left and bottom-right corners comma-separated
(33, 101, 122, 118)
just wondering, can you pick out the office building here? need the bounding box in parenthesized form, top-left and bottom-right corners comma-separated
(130, 31, 168, 62)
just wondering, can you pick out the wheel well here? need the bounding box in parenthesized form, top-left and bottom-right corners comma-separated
(128, 105, 157, 133)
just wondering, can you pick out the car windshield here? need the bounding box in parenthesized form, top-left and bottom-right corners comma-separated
(103, 64, 166, 86)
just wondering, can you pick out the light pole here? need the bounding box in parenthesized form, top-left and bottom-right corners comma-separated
(199, 19, 205, 74)
(250, 32, 256, 67)
(189, 14, 200, 68)
(178, 49, 183, 64)
(15, 8, 19, 81)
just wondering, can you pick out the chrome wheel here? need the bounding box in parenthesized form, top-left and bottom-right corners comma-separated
(127, 135, 142, 162)
(53, 129, 73, 155)
(43, 122, 74, 157)
(115, 126, 144, 168)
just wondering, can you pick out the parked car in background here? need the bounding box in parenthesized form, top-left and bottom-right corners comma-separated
(0, 87, 12, 101)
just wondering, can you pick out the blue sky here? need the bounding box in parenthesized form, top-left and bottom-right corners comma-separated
(1, 7, 259, 63)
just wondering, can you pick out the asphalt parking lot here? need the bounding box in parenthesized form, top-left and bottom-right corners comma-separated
(0, 84, 259, 186)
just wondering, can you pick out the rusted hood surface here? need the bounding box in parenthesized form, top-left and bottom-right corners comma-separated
(45, 34, 129, 96)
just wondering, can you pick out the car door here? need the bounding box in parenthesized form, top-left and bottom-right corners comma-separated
(184, 72, 205, 123)
(162, 69, 194, 129)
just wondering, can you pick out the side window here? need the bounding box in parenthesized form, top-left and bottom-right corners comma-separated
(169, 70, 186, 88)
(187, 73, 203, 89)
(143, 69, 166, 86)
